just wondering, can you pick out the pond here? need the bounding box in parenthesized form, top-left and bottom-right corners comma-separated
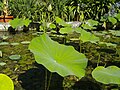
(0, 30, 120, 90)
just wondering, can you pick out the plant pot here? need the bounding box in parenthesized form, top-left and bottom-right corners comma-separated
(0, 15, 13, 22)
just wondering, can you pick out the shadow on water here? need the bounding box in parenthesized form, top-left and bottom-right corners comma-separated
(18, 63, 101, 90)
(18, 63, 63, 90)
(73, 77, 101, 90)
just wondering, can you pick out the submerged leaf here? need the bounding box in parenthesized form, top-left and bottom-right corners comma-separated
(29, 33, 88, 78)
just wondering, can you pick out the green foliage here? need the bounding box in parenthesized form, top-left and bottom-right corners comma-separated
(29, 33, 88, 78)
(0, 74, 14, 90)
(115, 13, 120, 21)
(55, 17, 100, 43)
(79, 29, 100, 43)
(108, 16, 117, 25)
(8, 0, 119, 22)
(92, 66, 120, 84)
(60, 27, 73, 34)
(87, 19, 99, 26)
(55, 17, 71, 27)
(9, 18, 31, 28)
(81, 24, 96, 30)
(49, 23, 56, 29)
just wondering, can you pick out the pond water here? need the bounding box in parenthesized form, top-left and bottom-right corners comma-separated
(0, 31, 120, 90)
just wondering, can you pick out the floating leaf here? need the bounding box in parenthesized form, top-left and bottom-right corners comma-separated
(92, 66, 120, 84)
(108, 16, 117, 25)
(29, 33, 88, 78)
(1, 35, 8, 40)
(79, 30, 100, 43)
(109, 30, 120, 37)
(9, 55, 21, 60)
(10, 43, 20, 46)
(0, 62, 6, 66)
(0, 74, 14, 90)
(0, 42, 9, 45)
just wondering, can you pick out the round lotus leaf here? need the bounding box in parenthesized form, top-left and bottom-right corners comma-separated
(92, 66, 120, 84)
(0, 74, 14, 90)
(9, 55, 21, 60)
(79, 30, 100, 43)
(29, 33, 88, 79)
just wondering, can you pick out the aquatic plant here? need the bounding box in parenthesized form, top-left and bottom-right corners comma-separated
(9, 18, 31, 29)
(0, 74, 14, 90)
(29, 33, 88, 78)
(92, 66, 120, 84)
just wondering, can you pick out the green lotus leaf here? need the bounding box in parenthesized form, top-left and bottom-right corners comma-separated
(87, 19, 99, 26)
(55, 17, 71, 27)
(115, 13, 120, 21)
(92, 66, 120, 84)
(60, 27, 73, 34)
(108, 16, 117, 25)
(49, 23, 56, 29)
(29, 33, 88, 78)
(9, 18, 23, 28)
(79, 30, 100, 43)
(0, 74, 14, 90)
(82, 24, 96, 30)
(23, 19, 31, 27)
